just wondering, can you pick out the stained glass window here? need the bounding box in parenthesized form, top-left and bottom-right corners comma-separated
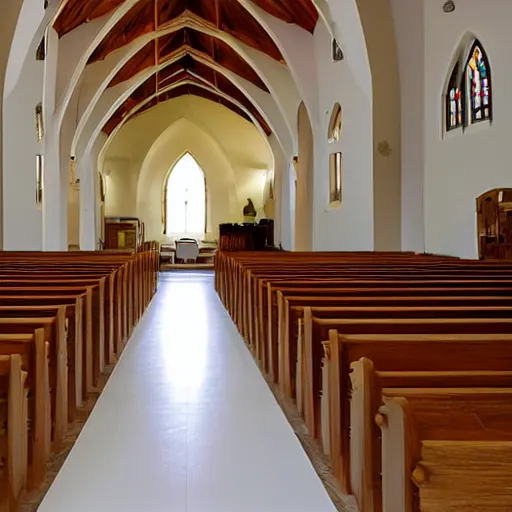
(446, 62, 463, 131)
(444, 38, 493, 134)
(465, 40, 492, 125)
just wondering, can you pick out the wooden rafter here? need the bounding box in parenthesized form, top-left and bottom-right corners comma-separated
(54, 0, 319, 138)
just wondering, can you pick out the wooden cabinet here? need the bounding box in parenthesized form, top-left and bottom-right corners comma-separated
(104, 218, 144, 251)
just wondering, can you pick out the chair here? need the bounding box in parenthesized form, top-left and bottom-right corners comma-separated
(175, 239, 199, 263)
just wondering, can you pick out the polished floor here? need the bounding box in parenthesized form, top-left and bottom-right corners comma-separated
(39, 271, 337, 512)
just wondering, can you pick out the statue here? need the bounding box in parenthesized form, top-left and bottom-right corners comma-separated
(243, 198, 257, 223)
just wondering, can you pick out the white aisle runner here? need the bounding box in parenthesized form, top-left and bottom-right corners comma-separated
(39, 271, 336, 512)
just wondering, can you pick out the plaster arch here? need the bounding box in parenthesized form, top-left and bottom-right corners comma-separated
(94, 70, 292, 168)
(135, 118, 239, 241)
(328, 0, 401, 250)
(0, 0, 55, 248)
(4, 0, 58, 97)
(77, 72, 284, 205)
(76, 77, 273, 176)
(242, 1, 319, 127)
(99, 95, 273, 177)
(63, 12, 301, 160)
(72, 46, 290, 156)
(1, 0, 62, 249)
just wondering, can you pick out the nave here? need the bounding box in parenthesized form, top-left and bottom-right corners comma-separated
(38, 271, 337, 512)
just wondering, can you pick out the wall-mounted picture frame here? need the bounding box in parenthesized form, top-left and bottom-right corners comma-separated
(329, 152, 342, 205)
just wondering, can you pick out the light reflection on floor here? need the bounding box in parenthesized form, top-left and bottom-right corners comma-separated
(158, 274, 209, 403)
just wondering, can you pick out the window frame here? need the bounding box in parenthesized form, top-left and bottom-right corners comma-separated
(162, 152, 207, 237)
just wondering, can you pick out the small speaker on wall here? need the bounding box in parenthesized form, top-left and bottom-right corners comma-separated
(443, 1, 455, 13)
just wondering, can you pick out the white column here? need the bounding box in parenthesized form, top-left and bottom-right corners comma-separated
(43, 133, 67, 250)
(42, 27, 67, 251)
(280, 160, 295, 251)
(268, 133, 287, 248)
(79, 153, 97, 250)
(3, 57, 44, 249)
(0, 0, 25, 249)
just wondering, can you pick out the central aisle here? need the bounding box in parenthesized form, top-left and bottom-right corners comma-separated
(39, 271, 337, 512)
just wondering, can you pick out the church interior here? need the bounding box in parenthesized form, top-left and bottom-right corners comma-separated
(1, 0, 512, 510)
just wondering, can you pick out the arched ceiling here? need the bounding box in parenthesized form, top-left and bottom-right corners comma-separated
(54, 0, 318, 141)
(102, 56, 273, 136)
(109, 29, 269, 91)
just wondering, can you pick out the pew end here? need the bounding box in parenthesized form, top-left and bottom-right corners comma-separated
(415, 440, 512, 511)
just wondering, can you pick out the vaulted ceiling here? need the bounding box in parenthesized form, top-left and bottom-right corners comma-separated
(54, 0, 319, 137)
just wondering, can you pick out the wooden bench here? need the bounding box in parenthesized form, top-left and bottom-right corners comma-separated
(378, 388, 512, 512)
(351, 357, 512, 512)
(0, 246, 159, 499)
(216, 250, 512, 512)
(322, 329, 512, 493)
(0, 329, 49, 490)
(0, 354, 28, 511)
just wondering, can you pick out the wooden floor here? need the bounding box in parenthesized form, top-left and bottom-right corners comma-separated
(38, 272, 336, 512)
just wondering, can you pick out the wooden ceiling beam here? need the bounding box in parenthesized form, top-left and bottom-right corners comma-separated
(154, 0, 159, 97)
(104, 80, 271, 137)
(103, 56, 272, 137)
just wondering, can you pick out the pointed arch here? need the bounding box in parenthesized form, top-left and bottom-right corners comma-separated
(163, 152, 207, 238)
(444, 35, 492, 133)
(464, 39, 492, 125)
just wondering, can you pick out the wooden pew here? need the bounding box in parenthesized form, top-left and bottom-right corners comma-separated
(378, 389, 512, 512)
(289, 304, 512, 404)
(0, 317, 66, 453)
(0, 354, 28, 512)
(0, 286, 100, 395)
(279, 294, 512, 398)
(257, 277, 512, 366)
(0, 247, 159, 500)
(216, 250, 512, 512)
(323, 329, 512, 494)
(0, 300, 84, 420)
(0, 329, 50, 490)
(351, 357, 512, 512)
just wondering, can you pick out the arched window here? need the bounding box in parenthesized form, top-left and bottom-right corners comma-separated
(328, 103, 342, 143)
(465, 40, 492, 125)
(164, 153, 206, 237)
(446, 62, 464, 131)
(444, 37, 492, 133)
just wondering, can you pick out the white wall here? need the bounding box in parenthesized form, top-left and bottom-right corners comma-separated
(1, 0, 47, 249)
(103, 96, 273, 242)
(391, 0, 425, 253)
(422, 0, 510, 258)
(3, 54, 44, 249)
(312, 21, 374, 251)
